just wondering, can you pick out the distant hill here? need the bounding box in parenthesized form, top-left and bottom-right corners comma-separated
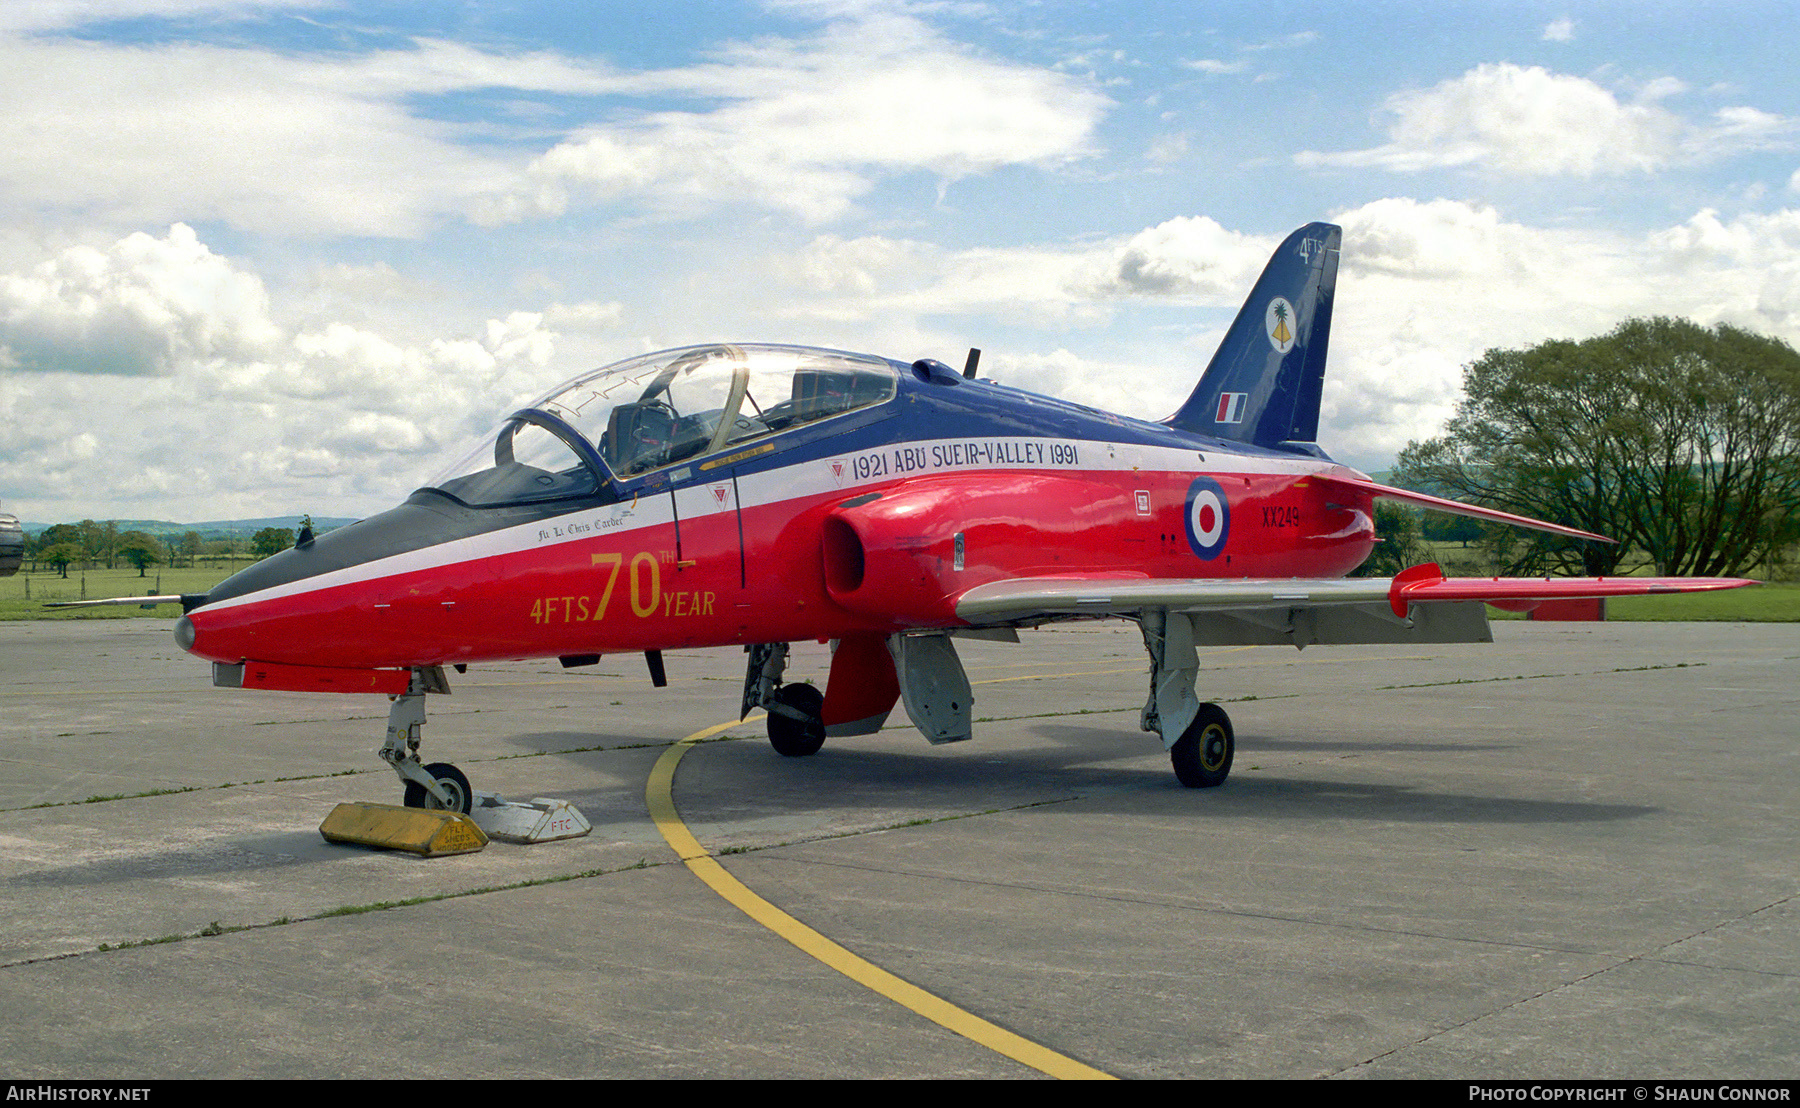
(180, 516, 361, 536)
(16, 516, 360, 539)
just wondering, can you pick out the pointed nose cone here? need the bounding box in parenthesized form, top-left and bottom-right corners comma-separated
(175, 493, 522, 669)
(173, 612, 197, 651)
(178, 534, 367, 665)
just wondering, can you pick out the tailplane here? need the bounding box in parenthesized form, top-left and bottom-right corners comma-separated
(1166, 222, 1340, 451)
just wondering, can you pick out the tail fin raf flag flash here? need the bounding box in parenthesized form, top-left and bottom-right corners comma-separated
(83, 221, 1753, 798)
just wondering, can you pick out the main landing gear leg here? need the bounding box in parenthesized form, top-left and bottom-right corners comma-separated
(742, 642, 825, 757)
(379, 665, 472, 813)
(1139, 609, 1234, 788)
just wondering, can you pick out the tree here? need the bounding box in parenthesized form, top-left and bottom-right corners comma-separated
(1396, 318, 1800, 577)
(116, 531, 162, 577)
(1421, 512, 1484, 548)
(40, 542, 79, 578)
(252, 527, 294, 558)
(35, 524, 84, 570)
(1353, 502, 1427, 577)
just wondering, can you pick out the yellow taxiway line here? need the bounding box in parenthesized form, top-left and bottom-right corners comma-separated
(646, 719, 1114, 1080)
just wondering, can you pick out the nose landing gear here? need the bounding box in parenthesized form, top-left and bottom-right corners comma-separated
(379, 666, 473, 814)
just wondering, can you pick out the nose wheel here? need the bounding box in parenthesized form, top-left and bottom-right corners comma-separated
(402, 761, 473, 814)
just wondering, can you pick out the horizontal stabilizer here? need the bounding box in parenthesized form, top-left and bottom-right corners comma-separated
(1313, 474, 1615, 543)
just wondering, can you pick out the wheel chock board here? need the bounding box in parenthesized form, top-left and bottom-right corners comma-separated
(468, 794, 592, 844)
(320, 802, 489, 856)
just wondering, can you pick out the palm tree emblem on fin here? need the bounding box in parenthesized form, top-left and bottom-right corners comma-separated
(1265, 296, 1296, 353)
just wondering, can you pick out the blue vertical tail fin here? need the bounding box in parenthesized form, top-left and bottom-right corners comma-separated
(1165, 222, 1340, 451)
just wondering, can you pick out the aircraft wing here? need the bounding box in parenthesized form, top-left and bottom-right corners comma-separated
(954, 564, 1756, 648)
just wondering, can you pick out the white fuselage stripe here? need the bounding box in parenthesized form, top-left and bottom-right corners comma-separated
(200, 437, 1343, 615)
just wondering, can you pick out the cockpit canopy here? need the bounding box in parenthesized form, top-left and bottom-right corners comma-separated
(429, 344, 898, 506)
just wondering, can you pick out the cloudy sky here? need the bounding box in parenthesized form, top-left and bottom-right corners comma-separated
(2, 0, 1797, 524)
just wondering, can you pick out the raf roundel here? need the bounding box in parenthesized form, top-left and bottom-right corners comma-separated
(1184, 476, 1231, 561)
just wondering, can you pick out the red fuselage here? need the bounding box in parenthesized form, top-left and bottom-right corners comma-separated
(181, 430, 1376, 674)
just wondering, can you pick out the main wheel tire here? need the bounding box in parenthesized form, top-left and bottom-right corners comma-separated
(1171, 703, 1234, 788)
(403, 761, 473, 813)
(767, 683, 826, 757)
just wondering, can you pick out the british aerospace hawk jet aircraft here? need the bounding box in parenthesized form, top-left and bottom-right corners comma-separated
(93, 222, 1751, 808)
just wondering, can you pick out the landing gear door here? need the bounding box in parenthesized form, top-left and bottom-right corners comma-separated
(887, 632, 973, 744)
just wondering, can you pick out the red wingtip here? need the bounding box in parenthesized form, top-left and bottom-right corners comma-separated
(1388, 562, 1444, 618)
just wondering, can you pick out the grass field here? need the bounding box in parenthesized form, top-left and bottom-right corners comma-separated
(1603, 583, 1800, 621)
(0, 565, 243, 620)
(3, 564, 1795, 622)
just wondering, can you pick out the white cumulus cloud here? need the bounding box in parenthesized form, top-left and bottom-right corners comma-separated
(1297, 63, 1791, 176)
(0, 223, 625, 518)
(495, 12, 1109, 224)
(0, 224, 279, 375)
(1091, 217, 1271, 298)
(0, 35, 530, 238)
(1312, 197, 1800, 461)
